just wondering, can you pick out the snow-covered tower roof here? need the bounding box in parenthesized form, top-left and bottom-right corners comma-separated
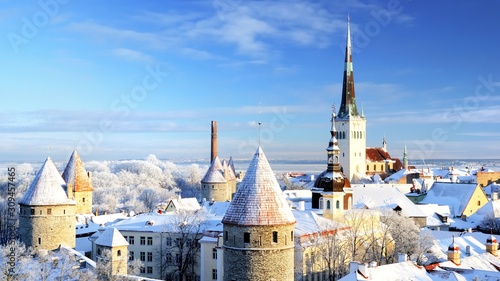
(222, 147, 296, 226)
(201, 156, 227, 183)
(19, 157, 75, 206)
(95, 227, 129, 247)
(62, 150, 94, 192)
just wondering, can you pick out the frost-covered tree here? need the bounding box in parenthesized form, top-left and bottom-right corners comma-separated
(157, 209, 207, 281)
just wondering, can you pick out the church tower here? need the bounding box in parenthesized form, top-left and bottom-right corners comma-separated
(19, 157, 76, 251)
(312, 107, 352, 219)
(335, 17, 366, 183)
(222, 147, 296, 281)
(403, 145, 409, 169)
(62, 150, 94, 214)
(94, 227, 129, 277)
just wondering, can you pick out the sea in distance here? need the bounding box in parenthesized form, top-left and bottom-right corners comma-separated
(1, 158, 500, 177)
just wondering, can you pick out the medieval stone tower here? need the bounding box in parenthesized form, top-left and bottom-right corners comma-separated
(335, 17, 367, 183)
(94, 227, 129, 277)
(222, 147, 296, 281)
(201, 121, 237, 202)
(62, 150, 94, 214)
(19, 157, 76, 250)
(312, 107, 352, 219)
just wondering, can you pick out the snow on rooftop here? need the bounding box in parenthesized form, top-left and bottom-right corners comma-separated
(94, 227, 129, 247)
(222, 147, 296, 226)
(352, 185, 426, 217)
(416, 204, 453, 227)
(201, 156, 227, 183)
(293, 209, 346, 237)
(19, 157, 75, 206)
(61, 150, 94, 192)
(340, 261, 432, 281)
(419, 183, 479, 217)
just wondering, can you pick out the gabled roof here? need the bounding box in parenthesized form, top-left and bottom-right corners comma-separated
(201, 156, 227, 183)
(222, 147, 296, 226)
(164, 198, 201, 211)
(352, 185, 426, 218)
(19, 157, 75, 206)
(62, 150, 94, 192)
(95, 227, 128, 247)
(419, 183, 482, 217)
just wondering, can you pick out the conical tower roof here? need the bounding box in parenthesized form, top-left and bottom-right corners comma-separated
(222, 147, 295, 226)
(62, 150, 94, 192)
(95, 227, 129, 247)
(19, 157, 75, 206)
(201, 156, 227, 183)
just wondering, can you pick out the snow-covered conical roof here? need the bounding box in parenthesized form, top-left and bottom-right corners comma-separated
(95, 227, 129, 247)
(62, 150, 94, 192)
(19, 157, 75, 206)
(222, 147, 296, 226)
(201, 156, 227, 183)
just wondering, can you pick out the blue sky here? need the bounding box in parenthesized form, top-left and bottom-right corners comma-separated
(0, 0, 499, 162)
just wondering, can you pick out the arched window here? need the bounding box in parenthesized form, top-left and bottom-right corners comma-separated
(336, 200, 340, 209)
(326, 200, 331, 210)
(319, 197, 324, 210)
(117, 250, 122, 257)
(373, 164, 376, 171)
(360, 132, 363, 139)
(367, 165, 369, 171)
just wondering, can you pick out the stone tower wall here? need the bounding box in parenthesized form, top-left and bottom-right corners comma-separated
(202, 182, 230, 202)
(74, 190, 93, 214)
(223, 224, 295, 281)
(19, 204, 76, 250)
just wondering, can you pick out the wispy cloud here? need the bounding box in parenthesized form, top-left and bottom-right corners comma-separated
(112, 48, 155, 63)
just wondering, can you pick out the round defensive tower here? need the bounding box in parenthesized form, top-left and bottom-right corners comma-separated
(19, 157, 76, 251)
(222, 147, 296, 281)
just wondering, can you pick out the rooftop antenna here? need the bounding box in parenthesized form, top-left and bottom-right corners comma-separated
(258, 102, 262, 147)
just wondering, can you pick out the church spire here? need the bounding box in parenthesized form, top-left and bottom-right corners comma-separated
(338, 16, 360, 119)
(403, 145, 409, 169)
(327, 105, 341, 173)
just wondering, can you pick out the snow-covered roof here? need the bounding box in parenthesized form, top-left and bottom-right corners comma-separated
(164, 198, 201, 211)
(472, 199, 500, 219)
(339, 261, 432, 281)
(416, 204, 453, 227)
(352, 185, 426, 217)
(19, 157, 75, 206)
(293, 209, 346, 237)
(419, 182, 480, 217)
(222, 147, 296, 226)
(384, 168, 420, 183)
(61, 150, 94, 192)
(201, 156, 227, 183)
(95, 227, 129, 247)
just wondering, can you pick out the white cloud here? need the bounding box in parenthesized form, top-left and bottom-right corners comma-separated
(112, 48, 155, 63)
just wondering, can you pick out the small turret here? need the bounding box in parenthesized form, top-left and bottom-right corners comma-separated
(486, 231, 498, 256)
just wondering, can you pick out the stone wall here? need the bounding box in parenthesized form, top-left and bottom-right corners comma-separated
(74, 190, 93, 214)
(223, 224, 295, 281)
(19, 204, 76, 250)
(477, 171, 500, 187)
(202, 182, 230, 202)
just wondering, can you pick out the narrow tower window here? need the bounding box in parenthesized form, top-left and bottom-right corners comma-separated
(273, 231, 278, 243)
(244, 232, 250, 243)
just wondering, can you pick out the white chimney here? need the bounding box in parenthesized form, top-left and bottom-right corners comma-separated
(349, 262, 360, 274)
(298, 201, 305, 211)
(398, 254, 407, 263)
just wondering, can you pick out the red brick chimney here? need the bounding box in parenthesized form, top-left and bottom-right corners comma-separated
(211, 121, 217, 163)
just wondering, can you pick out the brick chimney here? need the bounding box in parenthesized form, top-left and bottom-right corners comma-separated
(486, 234, 498, 256)
(211, 120, 218, 163)
(447, 236, 460, 265)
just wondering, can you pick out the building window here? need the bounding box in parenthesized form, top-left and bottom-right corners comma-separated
(140, 267, 145, 274)
(291, 231, 294, 241)
(140, 236, 146, 245)
(129, 251, 134, 261)
(373, 165, 376, 171)
(31, 209, 35, 215)
(140, 252, 145, 262)
(82, 197, 85, 203)
(319, 197, 324, 209)
(478, 200, 481, 206)
(244, 232, 250, 243)
(272, 231, 278, 243)
(147, 266, 153, 274)
(336, 200, 340, 209)
(117, 250, 122, 257)
(97, 248, 101, 255)
(166, 237, 172, 246)
(225, 231, 228, 241)
(326, 200, 331, 210)
(38, 237, 41, 245)
(212, 269, 217, 280)
(147, 252, 153, 262)
(166, 253, 172, 264)
(381, 165, 383, 171)
(147, 237, 153, 245)
(212, 248, 217, 259)
(39, 210, 42, 215)
(47, 208, 51, 215)
(129, 236, 134, 245)
(367, 165, 369, 171)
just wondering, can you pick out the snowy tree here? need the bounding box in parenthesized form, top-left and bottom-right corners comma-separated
(315, 221, 350, 281)
(157, 209, 207, 281)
